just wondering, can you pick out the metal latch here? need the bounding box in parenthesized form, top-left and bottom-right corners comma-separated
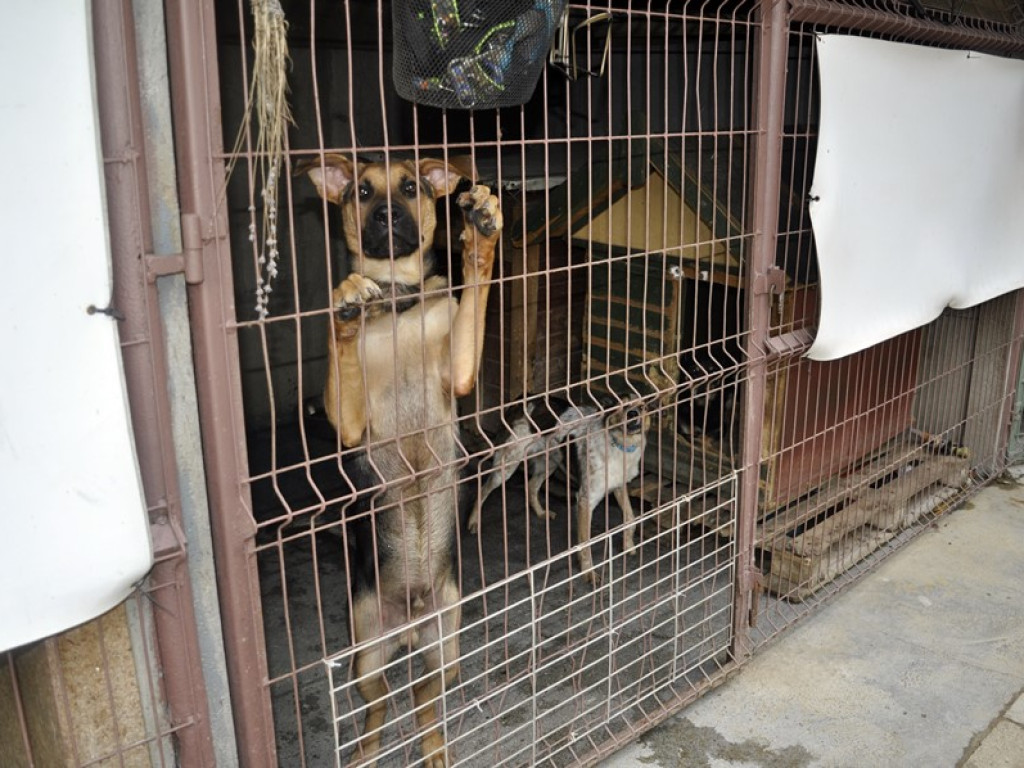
(752, 265, 786, 296)
(144, 213, 205, 285)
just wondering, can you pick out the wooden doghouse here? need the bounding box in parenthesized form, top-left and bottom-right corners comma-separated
(480, 138, 649, 412)
(571, 143, 926, 542)
(574, 143, 745, 500)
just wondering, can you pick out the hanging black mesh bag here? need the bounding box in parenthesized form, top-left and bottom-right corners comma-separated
(392, 0, 565, 109)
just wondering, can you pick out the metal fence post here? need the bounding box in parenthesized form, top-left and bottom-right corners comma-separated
(163, 0, 278, 764)
(734, 0, 789, 658)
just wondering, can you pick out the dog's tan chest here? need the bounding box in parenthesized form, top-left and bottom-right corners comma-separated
(360, 293, 459, 440)
(584, 434, 644, 487)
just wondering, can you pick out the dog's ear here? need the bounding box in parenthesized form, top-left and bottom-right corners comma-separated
(417, 158, 465, 198)
(294, 153, 354, 205)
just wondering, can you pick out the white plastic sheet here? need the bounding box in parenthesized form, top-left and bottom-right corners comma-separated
(807, 35, 1024, 360)
(0, 3, 151, 651)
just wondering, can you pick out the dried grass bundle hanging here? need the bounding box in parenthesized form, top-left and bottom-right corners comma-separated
(228, 0, 294, 319)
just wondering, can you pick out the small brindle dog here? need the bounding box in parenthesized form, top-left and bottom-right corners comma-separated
(297, 154, 501, 767)
(468, 397, 650, 584)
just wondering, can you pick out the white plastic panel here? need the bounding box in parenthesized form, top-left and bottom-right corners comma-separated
(808, 35, 1024, 360)
(0, 2, 151, 651)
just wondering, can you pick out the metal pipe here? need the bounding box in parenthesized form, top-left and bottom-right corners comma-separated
(163, 0, 278, 764)
(735, 0, 790, 658)
(131, 0, 241, 761)
(788, 0, 1024, 56)
(90, 0, 217, 764)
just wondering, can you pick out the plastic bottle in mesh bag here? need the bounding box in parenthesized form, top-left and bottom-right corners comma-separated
(394, 0, 564, 109)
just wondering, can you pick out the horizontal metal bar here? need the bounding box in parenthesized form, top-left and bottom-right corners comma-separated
(145, 252, 186, 281)
(789, 0, 1024, 55)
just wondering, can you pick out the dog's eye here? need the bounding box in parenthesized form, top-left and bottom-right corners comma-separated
(627, 409, 639, 420)
(401, 178, 418, 198)
(358, 183, 372, 201)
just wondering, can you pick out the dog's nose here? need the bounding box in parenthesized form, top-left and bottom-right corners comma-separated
(372, 204, 401, 227)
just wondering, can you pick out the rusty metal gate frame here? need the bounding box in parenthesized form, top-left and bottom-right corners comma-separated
(161, 0, 1024, 766)
(91, 0, 225, 764)
(161, 1, 279, 764)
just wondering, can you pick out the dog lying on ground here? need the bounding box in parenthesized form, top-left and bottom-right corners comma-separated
(468, 397, 650, 584)
(297, 153, 501, 768)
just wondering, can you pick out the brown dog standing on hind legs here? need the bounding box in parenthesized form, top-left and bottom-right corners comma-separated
(296, 154, 501, 767)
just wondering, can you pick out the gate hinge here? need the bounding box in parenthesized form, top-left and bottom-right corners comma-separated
(144, 213, 205, 285)
(752, 265, 786, 296)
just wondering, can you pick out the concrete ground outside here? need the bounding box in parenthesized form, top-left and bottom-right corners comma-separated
(601, 467, 1024, 768)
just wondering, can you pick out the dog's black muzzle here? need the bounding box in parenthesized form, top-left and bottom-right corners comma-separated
(361, 202, 421, 257)
(625, 408, 644, 434)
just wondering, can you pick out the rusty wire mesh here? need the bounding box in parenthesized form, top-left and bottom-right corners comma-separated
(191, 0, 1024, 766)
(6, 0, 1022, 766)
(1, 0, 215, 765)
(750, 8, 1024, 636)
(215, 2, 755, 764)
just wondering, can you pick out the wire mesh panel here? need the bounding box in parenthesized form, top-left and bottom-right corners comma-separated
(749, 2, 1024, 637)
(164, 0, 1024, 764)
(0, 1, 225, 765)
(325, 476, 735, 766)
(207, 0, 758, 765)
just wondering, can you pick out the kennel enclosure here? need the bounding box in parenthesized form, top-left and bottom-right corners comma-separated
(2, 0, 1024, 766)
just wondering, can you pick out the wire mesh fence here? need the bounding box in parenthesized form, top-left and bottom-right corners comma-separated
(12, 0, 1024, 765)
(58, 0, 1020, 766)
(211, 2, 758, 764)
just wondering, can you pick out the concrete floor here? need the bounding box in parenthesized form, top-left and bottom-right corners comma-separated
(601, 467, 1024, 768)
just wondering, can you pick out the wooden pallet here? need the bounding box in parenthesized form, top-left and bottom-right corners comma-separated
(760, 441, 971, 601)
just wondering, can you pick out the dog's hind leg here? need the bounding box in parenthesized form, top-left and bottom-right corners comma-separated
(347, 595, 398, 768)
(467, 455, 516, 533)
(526, 452, 560, 521)
(413, 577, 461, 768)
(612, 484, 638, 556)
(575, 480, 604, 586)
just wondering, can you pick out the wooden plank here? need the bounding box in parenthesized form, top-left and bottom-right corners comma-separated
(648, 137, 745, 261)
(786, 454, 967, 557)
(763, 450, 971, 600)
(508, 244, 541, 398)
(872, 484, 962, 533)
(640, 429, 731, 502)
(574, 170, 739, 269)
(759, 438, 922, 543)
(769, 528, 890, 602)
(759, 286, 922, 511)
(5, 604, 155, 767)
(512, 137, 649, 248)
(859, 455, 969, 532)
(577, 242, 745, 286)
